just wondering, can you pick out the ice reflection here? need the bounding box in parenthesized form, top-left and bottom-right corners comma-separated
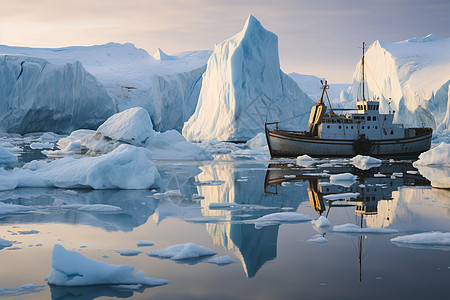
(49, 284, 151, 300)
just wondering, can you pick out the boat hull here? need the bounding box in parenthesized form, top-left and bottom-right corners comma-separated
(265, 125, 432, 158)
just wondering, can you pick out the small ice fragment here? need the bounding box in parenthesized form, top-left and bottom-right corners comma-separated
(18, 230, 39, 235)
(137, 240, 154, 247)
(281, 182, 290, 186)
(311, 216, 331, 227)
(284, 175, 296, 178)
(308, 235, 328, 243)
(333, 223, 398, 234)
(147, 243, 216, 260)
(203, 255, 236, 266)
(115, 250, 143, 256)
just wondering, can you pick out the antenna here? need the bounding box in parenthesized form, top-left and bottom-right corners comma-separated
(362, 42, 366, 101)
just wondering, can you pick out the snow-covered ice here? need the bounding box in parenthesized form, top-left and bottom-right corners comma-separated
(5, 144, 161, 189)
(391, 232, 450, 250)
(311, 216, 331, 228)
(333, 223, 398, 234)
(137, 241, 154, 247)
(147, 243, 216, 260)
(296, 155, 317, 167)
(308, 234, 328, 244)
(413, 142, 450, 188)
(0, 237, 13, 249)
(115, 250, 143, 256)
(329, 173, 357, 187)
(203, 255, 236, 266)
(183, 15, 313, 142)
(30, 142, 54, 150)
(250, 212, 312, 229)
(351, 155, 382, 170)
(47, 244, 167, 286)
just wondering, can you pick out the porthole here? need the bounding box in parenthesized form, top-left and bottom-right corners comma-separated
(368, 126, 370, 129)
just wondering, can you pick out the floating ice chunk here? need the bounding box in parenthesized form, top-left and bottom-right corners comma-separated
(251, 212, 312, 229)
(147, 243, 216, 260)
(44, 129, 94, 156)
(137, 241, 154, 247)
(0, 174, 17, 191)
(152, 190, 183, 199)
(391, 232, 450, 247)
(414, 165, 450, 188)
(30, 142, 54, 150)
(329, 173, 357, 187)
(308, 234, 328, 243)
(351, 155, 382, 170)
(281, 182, 290, 186)
(194, 180, 225, 186)
(0, 283, 44, 297)
(203, 255, 236, 266)
(115, 250, 143, 256)
(246, 133, 267, 149)
(39, 132, 61, 142)
(333, 223, 398, 234)
(311, 216, 331, 228)
(0, 146, 18, 165)
(414, 142, 450, 166)
(209, 202, 240, 209)
(13, 144, 160, 189)
(47, 244, 167, 286)
(0, 238, 13, 249)
(18, 230, 39, 235)
(323, 193, 360, 201)
(75, 205, 122, 213)
(296, 155, 317, 167)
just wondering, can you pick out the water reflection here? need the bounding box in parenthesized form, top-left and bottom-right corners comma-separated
(49, 284, 150, 300)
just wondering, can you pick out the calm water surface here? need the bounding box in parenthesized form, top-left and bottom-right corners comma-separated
(0, 144, 449, 299)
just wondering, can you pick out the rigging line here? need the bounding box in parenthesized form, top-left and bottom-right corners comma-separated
(365, 65, 389, 104)
(277, 111, 310, 123)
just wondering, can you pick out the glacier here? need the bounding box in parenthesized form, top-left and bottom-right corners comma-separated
(347, 34, 450, 131)
(183, 15, 314, 142)
(0, 43, 211, 133)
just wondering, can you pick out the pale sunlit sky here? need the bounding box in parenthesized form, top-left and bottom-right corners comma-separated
(1, 0, 448, 83)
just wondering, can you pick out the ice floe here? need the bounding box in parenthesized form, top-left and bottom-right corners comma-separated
(413, 142, 450, 188)
(333, 223, 398, 234)
(203, 255, 236, 266)
(308, 234, 328, 244)
(147, 243, 216, 260)
(329, 173, 357, 187)
(351, 155, 382, 170)
(137, 240, 154, 247)
(47, 244, 167, 286)
(115, 250, 143, 256)
(30, 142, 54, 150)
(311, 216, 331, 228)
(391, 231, 450, 250)
(5, 144, 161, 189)
(249, 212, 312, 229)
(0, 238, 13, 249)
(296, 155, 317, 167)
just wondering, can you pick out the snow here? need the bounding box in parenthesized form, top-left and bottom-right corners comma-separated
(329, 173, 357, 187)
(137, 241, 154, 247)
(29, 142, 54, 149)
(351, 155, 382, 170)
(311, 216, 331, 228)
(246, 132, 268, 149)
(250, 212, 312, 229)
(296, 155, 317, 167)
(115, 250, 143, 256)
(348, 35, 450, 131)
(0, 284, 44, 297)
(183, 15, 314, 142)
(50, 108, 212, 161)
(47, 244, 167, 286)
(333, 223, 398, 234)
(0, 43, 212, 133)
(391, 232, 450, 248)
(6, 144, 161, 189)
(0, 146, 17, 165)
(203, 255, 236, 266)
(413, 143, 450, 188)
(414, 142, 450, 166)
(147, 243, 216, 260)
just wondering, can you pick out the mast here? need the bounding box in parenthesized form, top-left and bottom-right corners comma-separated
(362, 42, 366, 101)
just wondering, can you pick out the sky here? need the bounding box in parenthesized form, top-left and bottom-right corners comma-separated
(1, 0, 449, 83)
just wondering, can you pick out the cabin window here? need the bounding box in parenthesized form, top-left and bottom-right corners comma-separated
(346, 126, 348, 129)
(368, 126, 370, 129)
(367, 116, 371, 121)
(338, 125, 342, 129)
(364, 105, 367, 110)
(351, 126, 354, 129)
(376, 105, 379, 110)
(361, 116, 365, 120)
(384, 116, 387, 121)
(390, 130, 394, 134)
(327, 125, 330, 128)
(372, 196, 375, 201)
(375, 126, 378, 129)
(366, 196, 370, 201)
(362, 126, 365, 129)
(373, 116, 377, 121)
(354, 116, 360, 120)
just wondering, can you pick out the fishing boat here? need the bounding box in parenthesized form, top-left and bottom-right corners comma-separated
(265, 43, 432, 158)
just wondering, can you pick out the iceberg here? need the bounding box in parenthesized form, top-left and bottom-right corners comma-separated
(47, 244, 167, 286)
(0, 146, 17, 165)
(0, 43, 212, 133)
(391, 231, 450, 251)
(147, 243, 217, 261)
(413, 142, 450, 188)
(0, 55, 116, 133)
(347, 35, 450, 131)
(6, 144, 161, 189)
(183, 15, 314, 142)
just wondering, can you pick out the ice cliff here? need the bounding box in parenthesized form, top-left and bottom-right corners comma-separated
(183, 15, 314, 142)
(0, 55, 115, 133)
(348, 35, 450, 131)
(0, 43, 211, 133)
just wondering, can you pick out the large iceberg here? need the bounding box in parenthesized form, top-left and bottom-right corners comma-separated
(347, 35, 450, 131)
(0, 43, 211, 133)
(0, 55, 115, 133)
(183, 15, 314, 142)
